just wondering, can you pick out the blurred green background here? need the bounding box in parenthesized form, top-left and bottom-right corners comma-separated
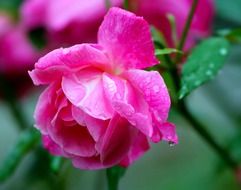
(0, 0, 241, 189)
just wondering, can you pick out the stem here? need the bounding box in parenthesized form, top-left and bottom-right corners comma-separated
(124, 0, 129, 10)
(0, 75, 28, 130)
(175, 0, 199, 61)
(178, 101, 238, 170)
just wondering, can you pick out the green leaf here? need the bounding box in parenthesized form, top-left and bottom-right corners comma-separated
(124, 0, 129, 10)
(179, 37, 230, 99)
(155, 48, 183, 56)
(218, 28, 241, 43)
(106, 166, 126, 190)
(0, 128, 40, 182)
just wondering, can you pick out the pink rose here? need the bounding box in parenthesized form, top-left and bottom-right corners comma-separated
(29, 8, 177, 170)
(20, 0, 123, 45)
(21, 0, 214, 50)
(0, 12, 41, 97)
(129, 0, 214, 49)
(0, 13, 38, 74)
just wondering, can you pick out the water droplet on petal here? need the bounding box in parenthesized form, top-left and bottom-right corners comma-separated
(153, 85, 160, 93)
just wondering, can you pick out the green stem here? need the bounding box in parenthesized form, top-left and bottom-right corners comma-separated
(0, 75, 28, 130)
(124, 0, 129, 10)
(175, 0, 199, 61)
(0, 128, 40, 182)
(105, 0, 111, 9)
(106, 166, 126, 190)
(178, 101, 238, 170)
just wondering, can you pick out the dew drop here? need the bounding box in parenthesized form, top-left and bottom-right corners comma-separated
(205, 70, 212, 76)
(168, 141, 175, 147)
(194, 80, 201, 86)
(153, 85, 160, 93)
(209, 63, 215, 68)
(220, 48, 227, 56)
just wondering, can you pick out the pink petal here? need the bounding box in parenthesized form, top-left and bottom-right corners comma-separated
(158, 122, 178, 144)
(0, 25, 38, 74)
(48, 122, 96, 157)
(47, 0, 122, 30)
(98, 7, 158, 71)
(34, 83, 58, 134)
(62, 70, 114, 120)
(72, 106, 108, 142)
(102, 73, 153, 137)
(29, 44, 108, 85)
(20, 0, 47, 29)
(42, 135, 64, 156)
(72, 156, 105, 170)
(119, 132, 150, 167)
(124, 69, 171, 123)
(98, 114, 138, 166)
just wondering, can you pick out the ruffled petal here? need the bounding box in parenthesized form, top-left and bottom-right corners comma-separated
(72, 155, 105, 170)
(119, 132, 149, 167)
(124, 69, 171, 123)
(42, 135, 64, 156)
(48, 121, 96, 157)
(29, 44, 108, 85)
(72, 106, 108, 142)
(102, 73, 153, 137)
(158, 122, 178, 144)
(62, 70, 113, 120)
(98, 114, 138, 166)
(98, 7, 158, 71)
(34, 83, 58, 134)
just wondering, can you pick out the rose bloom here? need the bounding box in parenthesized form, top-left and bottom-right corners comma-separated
(20, 0, 123, 46)
(129, 0, 214, 49)
(0, 13, 38, 74)
(20, 0, 214, 49)
(29, 8, 177, 169)
(0, 12, 39, 96)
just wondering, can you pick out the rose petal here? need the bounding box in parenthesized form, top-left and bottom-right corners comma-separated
(102, 73, 153, 137)
(72, 106, 108, 142)
(72, 155, 105, 170)
(124, 69, 171, 123)
(98, 7, 158, 71)
(62, 70, 114, 120)
(98, 114, 137, 166)
(29, 43, 108, 85)
(42, 135, 64, 156)
(48, 122, 96, 157)
(158, 122, 178, 144)
(119, 132, 150, 167)
(34, 83, 58, 134)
